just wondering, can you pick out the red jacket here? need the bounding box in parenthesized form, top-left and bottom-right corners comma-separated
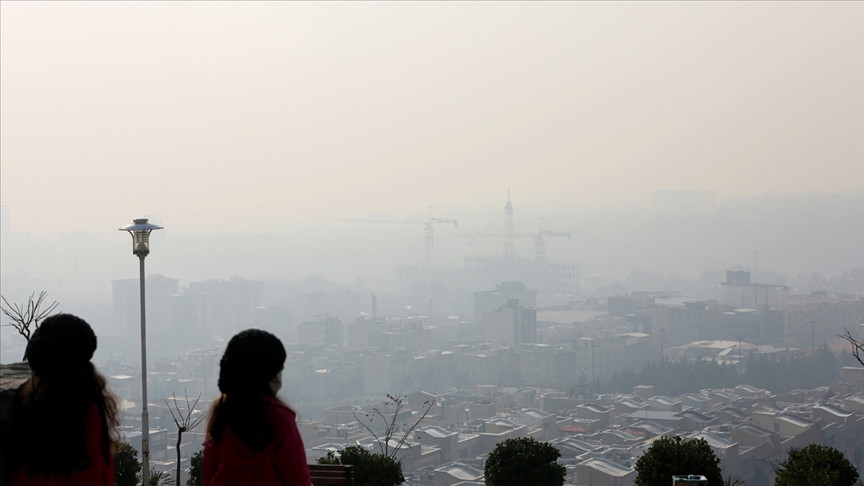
(10, 402, 114, 486)
(203, 396, 311, 486)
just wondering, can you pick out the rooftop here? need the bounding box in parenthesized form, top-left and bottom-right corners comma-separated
(577, 457, 633, 477)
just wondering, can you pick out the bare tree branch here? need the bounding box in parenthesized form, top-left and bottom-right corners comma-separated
(1, 291, 60, 355)
(353, 406, 388, 456)
(165, 390, 205, 486)
(839, 328, 864, 368)
(353, 394, 437, 459)
(394, 397, 436, 456)
(383, 394, 403, 457)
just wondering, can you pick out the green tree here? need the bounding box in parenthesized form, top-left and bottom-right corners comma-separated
(148, 469, 171, 486)
(318, 445, 404, 486)
(774, 444, 859, 486)
(483, 437, 566, 486)
(186, 449, 202, 486)
(634, 435, 722, 486)
(115, 442, 142, 486)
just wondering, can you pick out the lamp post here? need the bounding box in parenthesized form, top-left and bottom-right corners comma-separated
(120, 218, 162, 486)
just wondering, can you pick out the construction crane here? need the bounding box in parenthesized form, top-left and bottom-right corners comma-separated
(458, 218, 570, 260)
(340, 208, 457, 266)
(504, 190, 514, 258)
(460, 193, 571, 260)
(534, 218, 571, 261)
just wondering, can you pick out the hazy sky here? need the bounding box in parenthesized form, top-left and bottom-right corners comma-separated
(1, 1, 862, 235)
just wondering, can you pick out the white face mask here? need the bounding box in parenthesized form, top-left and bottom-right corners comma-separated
(269, 371, 283, 395)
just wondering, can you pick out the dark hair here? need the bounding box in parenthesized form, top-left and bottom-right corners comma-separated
(7, 314, 120, 476)
(209, 329, 286, 452)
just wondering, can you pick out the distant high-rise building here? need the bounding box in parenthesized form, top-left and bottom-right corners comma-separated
(186, 277, 264, 337)
(294, 290, 360, 327)
(297, 316, 344, 347)
(112, 274, 179, 339)
(717, 270, 789, 308)
(480, 299, 537, 347)
(474, 281, 536, 323)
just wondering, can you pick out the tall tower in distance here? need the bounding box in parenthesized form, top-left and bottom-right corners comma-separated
(504, 190, 514, 258)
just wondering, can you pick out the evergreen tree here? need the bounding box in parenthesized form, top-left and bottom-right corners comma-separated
(114, 442, 141, 486)
(634, 435, 722, 486)
(484, 437, 565, 486)
(318, 445, 404, 486)
(774, 444, 859, 486)
(186, 449, 202, 486)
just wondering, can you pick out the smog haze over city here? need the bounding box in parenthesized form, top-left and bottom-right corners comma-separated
(1, 2, 864, 484)
(2, 1, 862, 288)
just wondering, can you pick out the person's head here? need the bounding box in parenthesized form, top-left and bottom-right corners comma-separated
(218, 329, 286, 398)
(25, 313, 97, 378)
(9, 313, 119, 476)
(210, 329, 287, 451)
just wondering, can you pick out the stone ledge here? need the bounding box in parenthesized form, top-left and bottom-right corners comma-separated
(0, 363, 29, 486)
(0, 363, 30, 393)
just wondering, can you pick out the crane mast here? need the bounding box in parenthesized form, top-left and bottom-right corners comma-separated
(341, 208, 456, 266)
(534, 217, 572, 261)
(504, 190, 514, 258)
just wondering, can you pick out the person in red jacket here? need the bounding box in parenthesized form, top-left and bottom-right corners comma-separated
(5, 313, 119, 486)
(203, 329, 311, 486)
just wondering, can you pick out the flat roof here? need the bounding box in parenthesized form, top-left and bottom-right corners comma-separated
(436, 464, 483, 480)
(813, 404, 852, 417)
(678, 411, 714, 423)
(628, 411, 683, 422)
(422, 426, 456, 438)
(628, 421, 674, 435)
(690, 432, 736, 449)
(777, 414, 814, 427)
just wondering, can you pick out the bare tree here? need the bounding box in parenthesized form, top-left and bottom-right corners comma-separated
(353, 393, 436, 459)
(165, 391, 206, 486)
(839, 328, 864, 367)
(1, 291, 59, 355)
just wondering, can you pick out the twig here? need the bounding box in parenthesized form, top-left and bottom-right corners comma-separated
(839, 328, 864, 367)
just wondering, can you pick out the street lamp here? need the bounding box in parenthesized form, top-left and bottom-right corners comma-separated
(120, 217, 162, 486)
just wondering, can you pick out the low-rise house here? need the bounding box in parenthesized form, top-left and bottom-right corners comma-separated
(550, 437, 602, 462)
(542, 391, 584, 414)
(557, 419, 599, 438)
(575, 457, 635, 486)
(646, 396, 682, 412)
(417, 426, 459, 463)
(714, 406, 748, 424)
(614, 396, 647, 415)
(688, 431, 740, 475)
(508, 408, 556, 441)
(599, 428, 641, 446)
(677, 411, 717, 430)
(841, 395, 864, 412)
(681, 393, 708, 410)
(623, 420, 673, 439)
(433, 462, 484, 486)
(576, 403, 612, 426)
(751, 411, 818, 437)
(626, 410, 683, 429)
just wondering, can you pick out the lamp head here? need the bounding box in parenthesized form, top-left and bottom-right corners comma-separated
(119, 218, 163, 257)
